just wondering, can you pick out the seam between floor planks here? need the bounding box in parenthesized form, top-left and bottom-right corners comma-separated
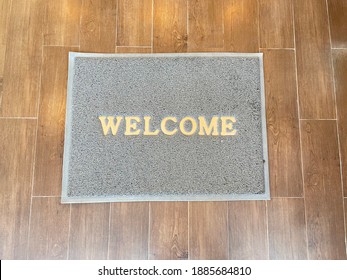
(291, 1, 310, 258)
(26, 38, 45, 259)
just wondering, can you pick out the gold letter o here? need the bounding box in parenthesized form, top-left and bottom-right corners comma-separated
(179, 117, 197, 136)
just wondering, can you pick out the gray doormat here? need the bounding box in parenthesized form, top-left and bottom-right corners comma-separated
(61, 53, 269, 203)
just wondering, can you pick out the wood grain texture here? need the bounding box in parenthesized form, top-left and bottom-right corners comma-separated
(0, 0, 11, 46)
(33, 46, 78, 196)
(153, 0, 187, 53)
(0, 77, 2, 104)
(327, 0, 347, 48)
(0, 0, 11, 77)
(333, 50, 347, 197)
(69, 203, 110, 259)
(228, 201, 268, 259)
(116, 47, 152, 53)
(268, 198, 307, 259)
(294, 0, 335, 119)
(1, 0, 43, 117)
(301, 120, 346, 259)
(0, 119, 36, 259)
(0, 44, 5, 78)
(109, 203, 149, 259)
(189, 202, 228, 259)
(117, 0, 152, 47)
(224, 0, 259, 52)
(259, 0, 294, 48)
(0, 0, 11, 105)
(80, 0, 117, 52)
(263, 49, 303, 197)
(28, 197, 70, 259)
(149, 202, 188, 260)
(43, 0, 81, 46)
(188, 0, 224, 51)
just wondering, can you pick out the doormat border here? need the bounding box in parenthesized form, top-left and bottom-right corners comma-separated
(61, 52, 270, 203)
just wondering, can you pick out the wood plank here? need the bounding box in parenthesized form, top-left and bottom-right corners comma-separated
(333, 50, 347, 197)
(0, 77, 2, 104)
(116, 47, 152, 53)
(259, 0, 294, 48)
(188, 0, 224, 51)
(301, 120, 345, 259)
(33, 46, 78, 196)
(28, 197, 70, 259)
(268, 198, 307, 259)
(327, 0, 347, 48)
(0, 44, 5, 78)
(0, 0, 11, 46)
(0, 0, 11, 77)
(153, 0, 187, 53)
(0, 0, 9, 103)
(43, 0, 81, 46)
(0, 119, 36, 259)
(117, 0, 152, 47)
(149, 202, 188, 260)
(80, 0, 117, 52)
(294, 0, 335, 119)
(109, 203, 149, 259)
(69, 203, 110, 259)
(263, 49, 303, 197)
(1, 0, 43, 117)
(223, 0, 259, 52)
(228, 201, 268, 259)
(189, 202, 228, 259)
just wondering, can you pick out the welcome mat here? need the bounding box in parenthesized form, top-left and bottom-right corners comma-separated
(61, 53, 269, 203)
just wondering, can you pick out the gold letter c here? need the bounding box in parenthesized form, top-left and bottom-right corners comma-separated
(161, 117, 178, 136)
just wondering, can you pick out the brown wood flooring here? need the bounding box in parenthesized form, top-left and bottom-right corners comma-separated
(0, 0, 346, 260)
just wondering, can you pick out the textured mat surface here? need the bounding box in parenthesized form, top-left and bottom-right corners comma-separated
(62, 53, 269, 203)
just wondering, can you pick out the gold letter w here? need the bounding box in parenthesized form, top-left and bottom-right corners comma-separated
(98, 116, 123, 136)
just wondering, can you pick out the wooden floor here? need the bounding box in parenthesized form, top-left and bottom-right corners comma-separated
(0, 0, 346, 260)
